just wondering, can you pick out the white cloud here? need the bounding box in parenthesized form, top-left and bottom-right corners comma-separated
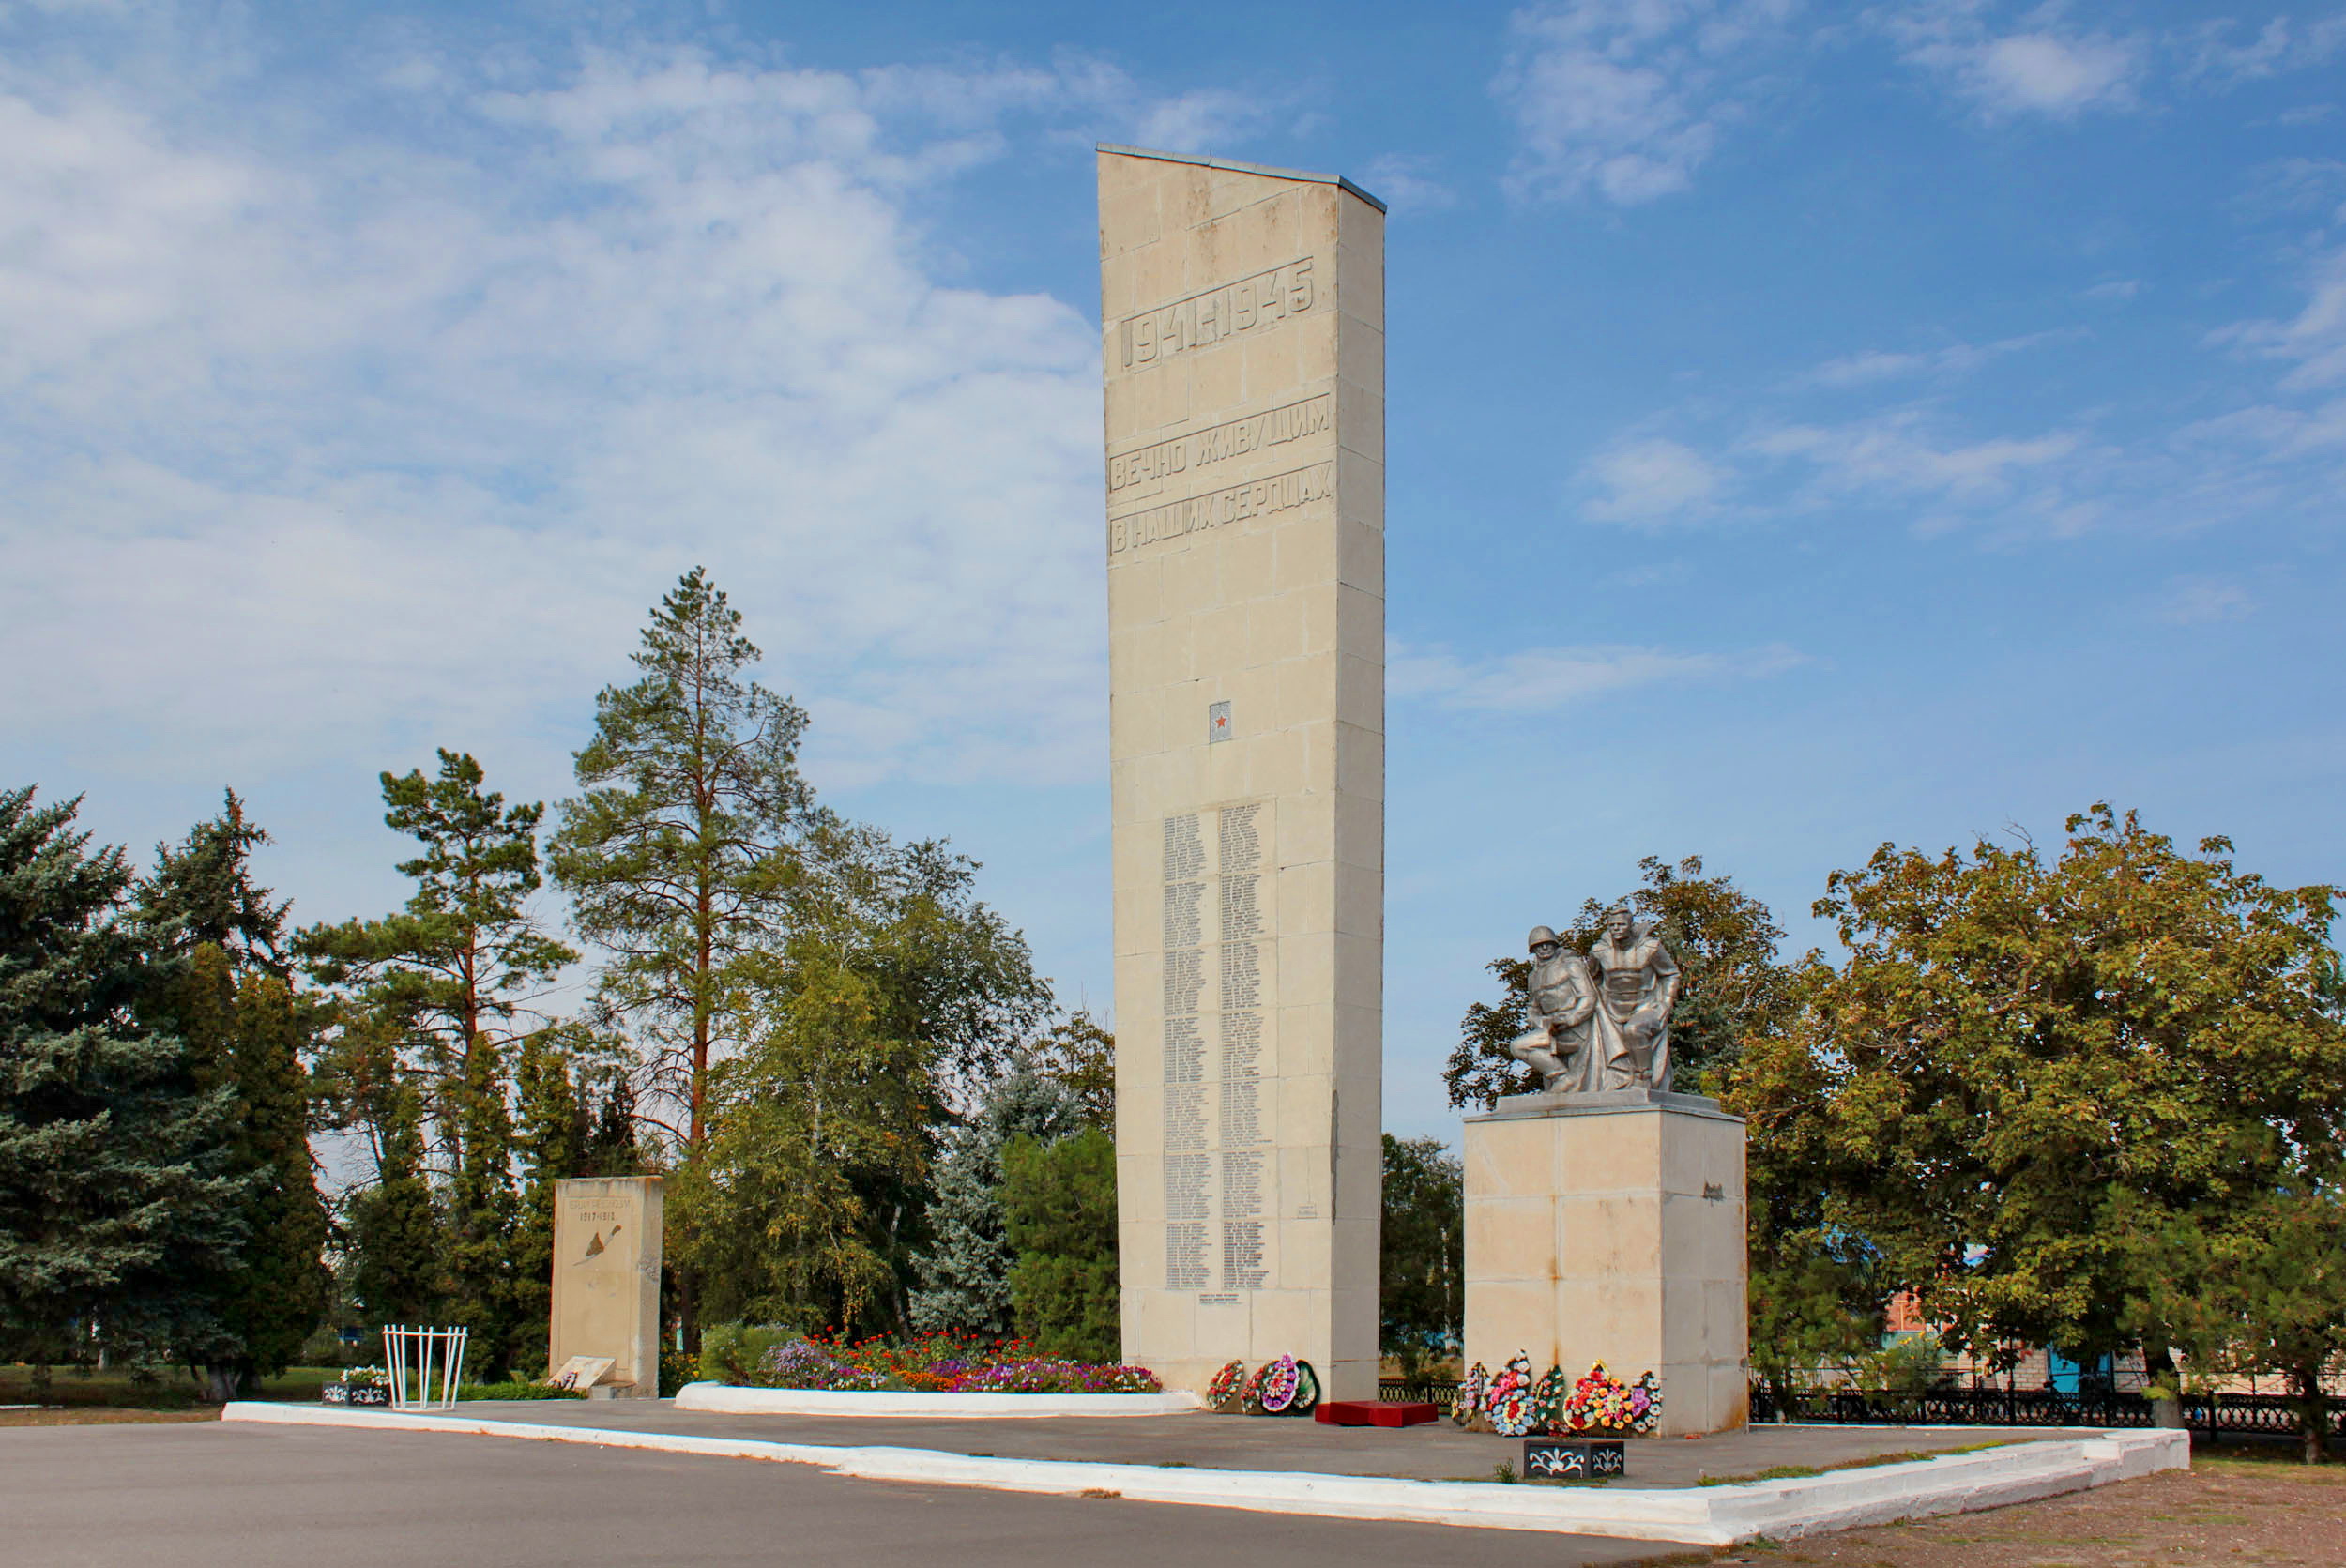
(1802, 328, 2079, 387)
(0, 32, 1262, 791)
(1127, 86, 1281, 153)
(1389, 638, 1804, 711)
(2209, 246, 2346, 389)
(1883, 6, 2144, 121)
(1362, 153, 1458, 211)
(2079, 278, 2142, 302)
(1494, 0, 1799, 205)
(2156, 576, 2253, 626)
(1753, 417, 2080, 495)
(2183, 12, 2346, 86)
(1580, 436, 1728, 522)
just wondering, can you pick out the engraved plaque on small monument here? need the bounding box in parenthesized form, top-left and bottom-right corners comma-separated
(1100, 145, 1385, 1401)
(549, 1176, 663, 1397)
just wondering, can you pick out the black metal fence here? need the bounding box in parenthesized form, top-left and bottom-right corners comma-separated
(1378, 1378, 1456, 1412)
(1744, 1385, 2338, 1439)
(1379, 1378, 2338, 1440)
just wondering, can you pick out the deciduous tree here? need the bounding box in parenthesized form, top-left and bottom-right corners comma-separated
(1738, 806, 2346, 1426)
(1379, 1134, 1462, 1376)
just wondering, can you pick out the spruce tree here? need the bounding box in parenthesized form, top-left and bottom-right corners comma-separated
(138, 799, 331, 1398)
(447, 1033, 522, 1375)
(510, 1026, 590, 1373)
(0, 788, 243, 1384)
(345, 1082, 444, 1326)
(909, 1067, 1080, 1337)
(137, 790, 292, 977)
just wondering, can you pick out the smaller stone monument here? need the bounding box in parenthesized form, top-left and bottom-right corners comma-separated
(549, 1176, 663, 1398)
(1464, 911, 1748, 1436)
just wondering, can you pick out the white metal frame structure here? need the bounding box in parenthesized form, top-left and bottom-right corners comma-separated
(382, 1325, 469, 1411)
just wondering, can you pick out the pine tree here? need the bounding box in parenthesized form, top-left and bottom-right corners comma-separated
(909, 1066, 1080, 1337)
(583, 1075, 646, 1177)
(551, 569, 811, 1154)
(0, 788, 244, 1385)
(137, 799, 331, 1398)
(300, 751, 573, 1348)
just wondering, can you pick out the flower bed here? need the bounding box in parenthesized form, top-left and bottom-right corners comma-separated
(708, 1327, 1163, 1398)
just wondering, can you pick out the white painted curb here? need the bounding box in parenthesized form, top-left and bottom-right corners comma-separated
(221, 1403, 2187, 1546)
(672, 1380, 1205, 1418)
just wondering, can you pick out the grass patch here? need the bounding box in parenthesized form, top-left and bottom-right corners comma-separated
(1437, 1469, 1611, 1488)
(1699, 1464, 1822, 1487)
(0, 1363, 346, 1410)
(0, 1407, 220, 1427)
(1696, 1441, 2025, 1489)
(2193, 1448, 2346, 1476)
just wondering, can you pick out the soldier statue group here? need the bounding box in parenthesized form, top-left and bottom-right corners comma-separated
(1506, 906, 1683, 1094)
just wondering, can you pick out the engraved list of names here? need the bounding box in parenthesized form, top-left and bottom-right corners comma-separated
(1160, 799, 1274, 1297)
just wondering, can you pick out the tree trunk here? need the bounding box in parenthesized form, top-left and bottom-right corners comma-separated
(2142, 1344, 2184, 1429)
(202, 1362, 243, 1405)
(2290, 1362, 2332, 1466)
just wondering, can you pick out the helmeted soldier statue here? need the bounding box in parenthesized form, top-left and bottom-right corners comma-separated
(1506, 925, 1597, 1091)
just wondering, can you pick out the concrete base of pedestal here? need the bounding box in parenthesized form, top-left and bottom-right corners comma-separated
(1463, 1088, 1750, 1437)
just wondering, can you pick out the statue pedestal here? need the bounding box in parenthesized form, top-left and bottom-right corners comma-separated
(1463, 1089, 1748, 1437)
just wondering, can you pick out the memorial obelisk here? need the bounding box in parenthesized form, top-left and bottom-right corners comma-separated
(1098, 145, 1385, 1401)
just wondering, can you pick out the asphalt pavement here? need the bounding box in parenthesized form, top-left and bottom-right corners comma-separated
(6, 1422, 1685, 1567)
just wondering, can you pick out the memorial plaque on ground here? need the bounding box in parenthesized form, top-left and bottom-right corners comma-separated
(549, 1177, 663, 1397)
(1099, 145, 1386, 1401)
(1524, 1439, 1626, 1479)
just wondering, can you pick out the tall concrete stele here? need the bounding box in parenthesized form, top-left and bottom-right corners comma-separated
(1097, 145, 1385, 1402)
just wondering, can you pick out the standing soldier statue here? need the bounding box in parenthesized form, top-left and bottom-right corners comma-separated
(1586, 904, 1683, 1092)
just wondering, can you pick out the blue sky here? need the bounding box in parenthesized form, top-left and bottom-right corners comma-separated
(5, 1, 2342, 1144)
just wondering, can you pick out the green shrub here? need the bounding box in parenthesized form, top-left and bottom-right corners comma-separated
(458, 1380, 588, 1401)
(1000, 1128, 1119, 1363)
(696, 1322, 799, 1385)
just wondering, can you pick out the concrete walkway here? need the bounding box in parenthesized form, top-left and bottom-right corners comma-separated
(3, 1423, 1679, 1568)
(427, 1397, 2069, 1485)
(223, 1400, 2190, 1545)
